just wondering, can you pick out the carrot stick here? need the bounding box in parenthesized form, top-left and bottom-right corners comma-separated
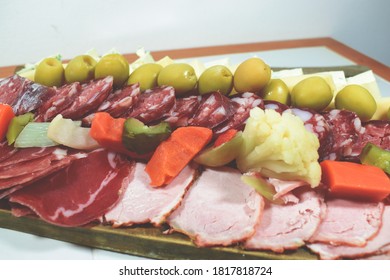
(213, 129, 238, 148)
(145, 126, 213, 187)
(320, 160, 390, 201)
(0, 104, 15, 141)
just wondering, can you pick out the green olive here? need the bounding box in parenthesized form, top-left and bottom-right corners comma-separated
(95, 53, 129, 88)
(65, 55, 97, 83)
(127, 63, 163, 91)
(198, 65, 233, 95)
(261, 79, 291, 105)
(291, 76, 333, 111)
(157, 63, 197, 96)
(335, 84, 377, 121)
(34, 57, 64, 87)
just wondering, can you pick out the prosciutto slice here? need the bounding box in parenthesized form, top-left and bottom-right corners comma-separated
(244, 189, 325, 253)
(167, 167, 263, 247)
(104, 162, 196, 227)
(308, 205, 390, 260)
(309, 199, 384, 246)
(9, 149, 134, 227)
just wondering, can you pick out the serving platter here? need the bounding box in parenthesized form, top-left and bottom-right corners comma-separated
(1, 38, 390, 260)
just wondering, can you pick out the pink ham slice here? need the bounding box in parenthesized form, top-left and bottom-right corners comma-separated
(309, 199, 384, 246)
(167, 167, 264, 247)
(244, 189, 325, 253)
(9, 149, 134, 227)
(104, 162, 196, 227)
(308, 205, 390, 260)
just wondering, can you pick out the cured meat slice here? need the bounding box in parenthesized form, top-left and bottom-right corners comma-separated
(0, 75, 29, 107)
(214, 92, 263, 134)
(0, 141, 17, 163)
(125, 86, 176, 124)
(167, 167, 263, 247)
(104, 162, 196, 227)
(244, 189, 325, 253)
(308, 205, 390, 260)
(263, 100, 289, 113)
(287, 108, 333, 161)
(36, 82, 81, 121)
(267, 178, 308, 200)
(59, 76, 113, 120)
(164, 95, 201, 128)
(9, 149, 134, 227)
(189, 92, 234, 129)
(0, 146, 60, 168)
(309, 199, 383, 246)
(322, 109, 365, 160)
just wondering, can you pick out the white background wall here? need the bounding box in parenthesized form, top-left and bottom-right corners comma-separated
(1, 0, 389, 67)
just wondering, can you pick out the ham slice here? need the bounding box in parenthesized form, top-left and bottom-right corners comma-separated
(167, 167, 263, 247)
(308, 205, 390, 260)
(9, 149, 134, 227)
(244, 189, 325, 253)
(309, 199, 384, 246)
(104, 162, 196, 227)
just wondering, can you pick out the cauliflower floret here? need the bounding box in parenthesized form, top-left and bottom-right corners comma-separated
(237, 107, 321, 187)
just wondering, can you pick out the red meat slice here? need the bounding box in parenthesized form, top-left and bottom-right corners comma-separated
(125, 86, 176, 124)
(59, 76, 113, 120)
(244, 189, 326, 253)
(0, 146, 59, 168)
(104, 162, 196, 227)
(308, 205, 390, 260)
(309, 199, 384, 246)
(9, 149, 134, 227)
(0, 75, 29, 107)
(263, 100, 289, 113)
(167, 167, 264, 247)
(0, 141, 18, 163)
(164, 95, 201, 128)
(36, 82, 81, 121)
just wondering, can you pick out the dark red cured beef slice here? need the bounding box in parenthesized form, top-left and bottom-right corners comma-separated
(189, 91, 234, 129)
(0, 185, 24, 200)
(0, 141, 17, 163)
(0, 146, 59, 168)
(322, 109, 365, 160)
(12, 82, 56, 115)
(125, 86, 176, 124)
(36, 82, 81, 121)
(10, 149, 134, 227)
(287, 108, 333, 161)
(263, 100, 289, 113)
(0, 75, 29, 107)
(163, 95, 201, 128)
(11, 204, 36, 217)
(214, 92, 264, 135)
(59, 76, 113, 120)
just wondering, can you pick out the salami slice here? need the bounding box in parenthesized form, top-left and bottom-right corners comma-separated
(164, 95, 201, 128)
(189, 91, 234, 129)
(36, 82, 81, 121)
(59, 76, 113, 120)
(0, 75, 28, 107)
(125, 86, 176, 124)
(214, 92, 263, 135)
(263, 100, 289, 113)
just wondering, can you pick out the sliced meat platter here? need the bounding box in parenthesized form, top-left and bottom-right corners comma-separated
(0, 61, 390, 260)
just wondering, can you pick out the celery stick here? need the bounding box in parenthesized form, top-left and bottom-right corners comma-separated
(14, 122, 58, 148)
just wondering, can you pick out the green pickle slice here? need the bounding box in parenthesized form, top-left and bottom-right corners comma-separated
(122, 118, 171, 155)
(6, 112, 34, 145)
(194, 131, 242, 167)
(360, 142, 390, 174)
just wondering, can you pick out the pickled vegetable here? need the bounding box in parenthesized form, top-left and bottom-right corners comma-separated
(198, 65, 233, 95)
(335, 84, 377, 121)
(194, 131, 242, 167)
(122, 118, 171, 155)
(291, 76, 332, 111)
(360, 143, 390, 175)
(157, 63, 197, 96)
(233, 57, 271, 93)
(241, 173, 283, 204)
(34, 57, 64, 87)
(14, 122, 58, 148)
(127, 63, 163, 91)
(261, 79, 290, 105)
(65, 55, 97, 83)
(95, 53, 129, 88)
(6, 112, 34, 145)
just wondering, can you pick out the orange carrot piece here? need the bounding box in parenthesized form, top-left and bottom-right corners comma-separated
(320, 160, 390, 201)
(0, 104, 15, 141)
(145, 126, 213, 187)
(213, 129, 238, 148)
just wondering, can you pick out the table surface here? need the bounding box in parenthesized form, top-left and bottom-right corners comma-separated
(1, 38, 390, 260)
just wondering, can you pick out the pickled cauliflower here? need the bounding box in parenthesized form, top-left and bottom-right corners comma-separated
(236, 107, 321, 187)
